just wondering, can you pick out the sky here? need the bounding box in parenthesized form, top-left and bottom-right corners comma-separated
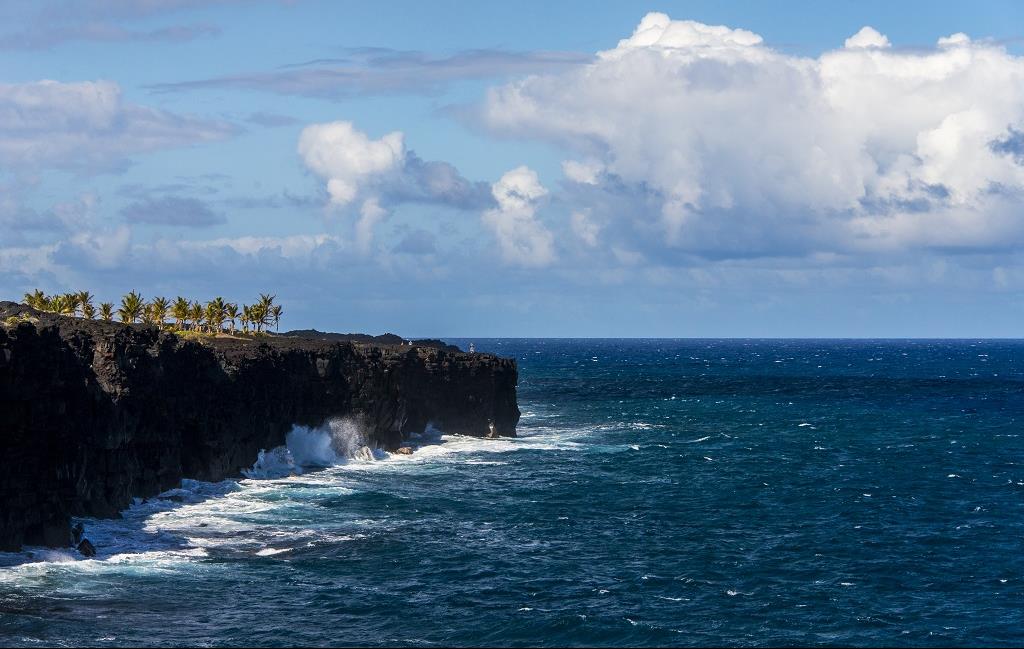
(2, 0, 1024, 337)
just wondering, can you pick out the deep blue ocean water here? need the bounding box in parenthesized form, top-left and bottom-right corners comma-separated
(2, 339, 1024, 647)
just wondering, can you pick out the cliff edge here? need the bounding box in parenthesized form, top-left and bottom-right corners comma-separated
(0, 302, 519, 551)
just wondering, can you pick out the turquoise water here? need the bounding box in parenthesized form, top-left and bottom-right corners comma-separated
(2, 339, 1024, 646)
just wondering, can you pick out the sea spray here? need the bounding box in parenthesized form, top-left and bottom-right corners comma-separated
(286, 425, 339, 466)
(323, 417, 382, 460)
(244, 417, 383, 478)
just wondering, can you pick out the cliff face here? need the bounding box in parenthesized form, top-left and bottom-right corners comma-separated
(0, 302, 519, 551)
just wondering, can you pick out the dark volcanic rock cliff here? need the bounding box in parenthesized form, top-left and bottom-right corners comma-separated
(0, 302, 518, 551)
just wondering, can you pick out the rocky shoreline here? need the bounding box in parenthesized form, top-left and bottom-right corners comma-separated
(0, 302, 519, 552)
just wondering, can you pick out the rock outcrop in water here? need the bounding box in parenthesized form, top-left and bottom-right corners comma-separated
(0, 302, 519, 551)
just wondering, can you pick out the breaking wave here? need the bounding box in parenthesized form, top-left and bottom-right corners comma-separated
(244, 417, 386, 478)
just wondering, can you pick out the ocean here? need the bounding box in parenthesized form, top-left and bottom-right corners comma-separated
(2, 339, 1023, 647)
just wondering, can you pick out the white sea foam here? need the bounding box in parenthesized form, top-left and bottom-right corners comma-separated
(255, 547, 290, 556)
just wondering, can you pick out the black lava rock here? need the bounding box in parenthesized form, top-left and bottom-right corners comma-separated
(76, 538, 96, 557)
(0, 301, 519, 551)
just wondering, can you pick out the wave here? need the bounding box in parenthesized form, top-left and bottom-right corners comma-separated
(244, 417, 386, 478)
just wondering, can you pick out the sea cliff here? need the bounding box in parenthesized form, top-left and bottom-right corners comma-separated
(0, 302, 519, 551)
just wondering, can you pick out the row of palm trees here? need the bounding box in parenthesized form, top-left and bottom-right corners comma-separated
(23, 290, 283, 335)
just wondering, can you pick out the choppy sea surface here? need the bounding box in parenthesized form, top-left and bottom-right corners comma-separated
(2, 339, 1024, 647)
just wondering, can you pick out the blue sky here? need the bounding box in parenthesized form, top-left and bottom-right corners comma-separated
(2, 0, 1024, 337)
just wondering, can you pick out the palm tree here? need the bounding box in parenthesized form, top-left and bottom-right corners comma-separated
(213, 297, 229, 333)
(205, 298, 225, 334)
(23, 289, 46, 310)
(118, 291, 144, 324)
(63, 293, 81, 317)
(82, 302, 96, 320)
(270, 304, 283, 332)
(53, 294, 77, 316)
(189, 301, 204, 333)
(77, 291, 93, 318)
(171, 297, 190, 330)
(250, 303, 267, 334)
(148, 297, 170, 328)
(225, 303, 239, 334)
(240, 305, 251, 334)
(99, 303, 114, 322)
(257, 294, 275, 332)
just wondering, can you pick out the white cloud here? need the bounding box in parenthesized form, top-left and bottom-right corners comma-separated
(844, 26, 891, 49)
(605, 12, 762, 56)
(0, 79, 236, 170)
(482, 166, 555, 267)
(938, 33, 971, 48)
(562, 159, 603, 185)
(481, 13, 1024, 259)
(297, 121, 405, 207)
(355, 197, 388, 252)
(297, 120, 491, 251)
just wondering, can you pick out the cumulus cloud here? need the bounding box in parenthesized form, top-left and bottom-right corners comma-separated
(844, 26, 891, 49)
(298, 122, 405, 207)
(480, 13, 1024, 260)
(482, 166, 555, 267)
(121, 196, 226, 227)
(0, 79, 236, 171)
(297, 120, 491, 250)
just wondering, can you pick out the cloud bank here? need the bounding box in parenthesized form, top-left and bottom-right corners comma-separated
(481, 12, 1024, 260)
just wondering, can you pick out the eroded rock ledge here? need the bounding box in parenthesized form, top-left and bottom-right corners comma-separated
(0, 302, 519, 551)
